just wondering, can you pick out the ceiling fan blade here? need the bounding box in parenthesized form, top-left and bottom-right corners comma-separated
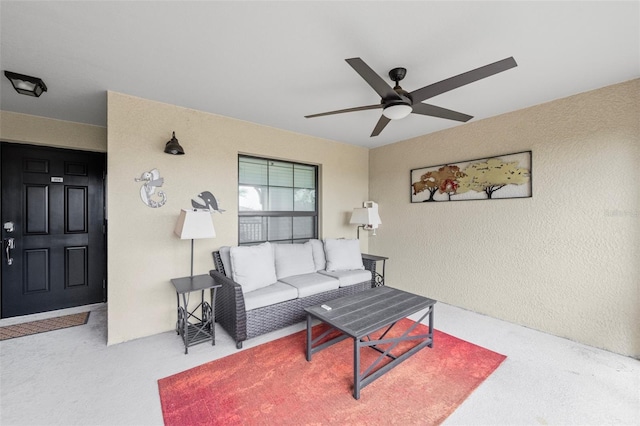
(346, 58, 401, 101)
(370, 115, 391, 137)
(305, 103, 382, 119)
(411, 103, 473, 122)
(410, 57, 517, 104)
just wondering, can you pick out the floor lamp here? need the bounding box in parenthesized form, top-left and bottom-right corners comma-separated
(174, 209, 216, 278)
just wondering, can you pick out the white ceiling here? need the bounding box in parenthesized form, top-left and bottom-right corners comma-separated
(1, 1, 638, 149)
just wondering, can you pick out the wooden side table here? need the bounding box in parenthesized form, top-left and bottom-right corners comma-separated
(170, 274, 221, 354)
(361, 254, 388, 287)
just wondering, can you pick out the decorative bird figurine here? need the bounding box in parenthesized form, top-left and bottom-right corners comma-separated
(135, 168, 167, 208)
(192, 191, 225, 213)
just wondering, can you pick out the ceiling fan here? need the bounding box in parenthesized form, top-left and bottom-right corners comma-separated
(305, 56, 517, 137)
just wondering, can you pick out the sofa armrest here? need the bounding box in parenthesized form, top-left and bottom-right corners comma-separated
(209, 268, 247, 348)
(212, 250, 226, 275)
(361, 255, 377, 288)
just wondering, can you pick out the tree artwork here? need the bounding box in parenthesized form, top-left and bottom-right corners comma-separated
(412, 165, 466, 202)
(410, 151, 531, 202)
(456, 158, 530, 199)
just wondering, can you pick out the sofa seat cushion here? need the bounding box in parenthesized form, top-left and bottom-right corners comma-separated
(279, 273, 340, 298)
(244, 282, 299, 311)
(319, 269, 372, 288)
(274, 243, 316, 279)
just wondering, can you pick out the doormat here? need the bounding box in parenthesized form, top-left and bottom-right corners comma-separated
(158, 318, 506, 425)
(0, 312, 90, 341)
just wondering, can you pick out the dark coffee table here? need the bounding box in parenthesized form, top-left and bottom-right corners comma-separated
(304, 286, 436, 399)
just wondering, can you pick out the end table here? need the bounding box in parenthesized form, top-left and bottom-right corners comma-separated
(170, 274, 221, 354)
(361, 254, 388, 287)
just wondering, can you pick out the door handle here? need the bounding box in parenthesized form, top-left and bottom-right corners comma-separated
(4, 238, 14, 265)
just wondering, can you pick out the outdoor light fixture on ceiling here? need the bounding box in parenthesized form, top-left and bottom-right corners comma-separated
(164, 131, 185, 155)
(4, 71, 48, 97)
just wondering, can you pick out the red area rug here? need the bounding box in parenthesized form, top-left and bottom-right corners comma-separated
(158, 319, 505, 425)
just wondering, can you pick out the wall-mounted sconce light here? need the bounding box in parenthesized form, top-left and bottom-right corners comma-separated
(349, 201, 382, 239)
(4, 71, 48, 97)
(164, 131, 185, 155)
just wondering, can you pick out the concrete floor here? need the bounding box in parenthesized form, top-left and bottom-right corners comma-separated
(0, 302, 638, 425)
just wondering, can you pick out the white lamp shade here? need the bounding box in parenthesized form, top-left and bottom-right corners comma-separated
(174, 209, 216, 240)
(350, 207, 381, 227)
(369, 209, 382, 226)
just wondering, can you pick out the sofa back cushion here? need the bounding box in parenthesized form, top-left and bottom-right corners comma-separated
(274, 243, 316, 279)
(230, 242, 277, 293)
(307, 239, 326, 271)
(324, 238, 364, 272)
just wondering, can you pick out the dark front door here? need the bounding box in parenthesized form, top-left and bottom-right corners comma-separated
(1, 142, 106, 318)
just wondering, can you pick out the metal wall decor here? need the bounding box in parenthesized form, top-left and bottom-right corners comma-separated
(191, 191, 225, 213)
(411, 151, 531, 203)
(135, 168, 167, 208)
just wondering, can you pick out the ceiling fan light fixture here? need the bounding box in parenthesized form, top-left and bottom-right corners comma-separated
(4, 70, 47, 97)
(382, 103, 412, 120)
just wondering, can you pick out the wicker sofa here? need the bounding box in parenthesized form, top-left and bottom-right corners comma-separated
(210, 239, 376, 349)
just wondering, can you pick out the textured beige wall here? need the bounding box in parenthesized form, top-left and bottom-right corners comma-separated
(106, 92, 369, 344)
(369, 79, 639, 357)
(0, 110, 106, 152)
(4, 81, 637, 356)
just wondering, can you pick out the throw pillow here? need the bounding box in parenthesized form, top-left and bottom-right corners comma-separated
(324, 238, 364, 272)
(274, 243, 316, 279)
(307, 239, 326, 271)
(230, 242, 277, 293)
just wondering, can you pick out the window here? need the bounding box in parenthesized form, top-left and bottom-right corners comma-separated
(238, 155, 318, 245)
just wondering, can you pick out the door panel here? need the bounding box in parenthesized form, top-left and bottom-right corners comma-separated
(1, 142, 106, 318)
(25, 185, 49, 233)
(65, 246, 88, 287)
(24, 249, 49, 292)
(66, 186, 88, 233)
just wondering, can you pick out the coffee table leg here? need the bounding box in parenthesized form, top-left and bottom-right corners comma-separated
(428, 305, 434, 348)
(354, 338, 361, 400)
(306, 314, 312, 362)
